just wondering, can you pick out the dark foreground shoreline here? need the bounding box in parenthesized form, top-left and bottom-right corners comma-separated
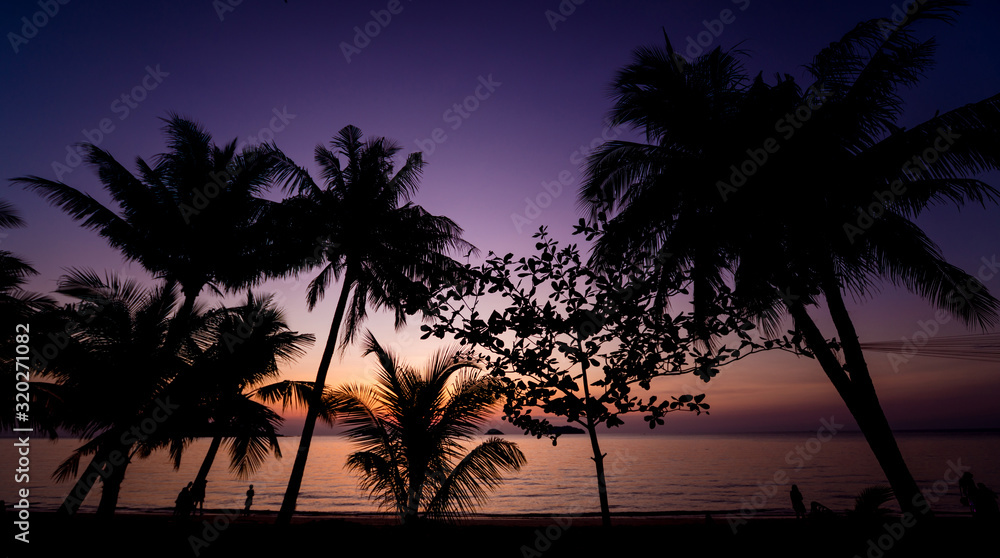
(5, 511, 995, 557)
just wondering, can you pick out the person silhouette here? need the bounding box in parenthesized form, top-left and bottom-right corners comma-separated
(790, 484, 807, 519)
(959, 472, 977, 513)
(243, 484, 255, 517)
(174, 482, 193, 518)
(191, 479, 207, 515)
(974, 483, 998, 518)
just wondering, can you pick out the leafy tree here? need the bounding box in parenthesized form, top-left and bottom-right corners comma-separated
(268, 125, 475, 524)
(422, 226, 778, 526)
(327, 332, 525, 524)
(580, 1, 1000, 516)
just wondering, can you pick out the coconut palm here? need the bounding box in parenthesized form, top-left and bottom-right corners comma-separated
(327, 332, 525, 524)
(182, 292, 317, 502)
(0, 199, 57, 436)
(0, 200, 37, 312)
(0, 199, 53, 321)
(41, 269, 199, 517)
(12, 117, 314, 514)
(268, 125, 476, 524)
(580, 1, 1000, 516)
(11, 116, 304, 344)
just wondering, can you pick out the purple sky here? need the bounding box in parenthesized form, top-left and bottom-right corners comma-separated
(2, 0, 999, 434)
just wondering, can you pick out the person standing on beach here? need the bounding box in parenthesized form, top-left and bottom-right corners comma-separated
(243, 485, 255, 517)
(174, 483, 193, 518)
(191, 479, 207, 515)
(974, 483, 998, 518)
(960, 472, 977, 513)
(790, 485, 806, 519)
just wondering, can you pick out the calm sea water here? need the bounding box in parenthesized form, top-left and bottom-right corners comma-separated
(3, 432, 998, 517)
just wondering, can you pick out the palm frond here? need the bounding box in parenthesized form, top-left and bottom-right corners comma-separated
(254, 380, 337, 425)
(425, 438, 526, 520)
(0, 200, 25, 229)
(336, 334, 523, 523)
(345, 450, 408, 515)
(853, 484, 895, 514)
(223, 398, 283, 480)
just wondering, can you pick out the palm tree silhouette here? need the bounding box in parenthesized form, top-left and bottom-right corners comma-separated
(0, 200, 39, 312)
(181, 292, 317, 505)
(12, 116, 298, 343)
(581, 3, 1000, 515)
(42, 269, 197, 517)
(13, 117, 311, 516)
(327, 332, 525, 524)
(269, 125, 476, 524)
(0, 199, 53, 321)
(1, 199, 56, 436)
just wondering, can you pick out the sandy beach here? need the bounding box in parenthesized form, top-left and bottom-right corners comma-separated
(6, 510, 993, 558)
(3, 2, 1000, 557)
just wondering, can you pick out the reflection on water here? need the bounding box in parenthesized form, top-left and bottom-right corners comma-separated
(4, 432, 997, 516)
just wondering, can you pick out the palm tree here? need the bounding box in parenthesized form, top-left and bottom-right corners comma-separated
(12, 117, 313, 514)
(41, 269, 198, 517)
(11, 115, 303, 343)
(182, 292, 317, 503)
(580, 2, 1000, 517)
(0, 199, 57, 436)
(0, 200, 42, 314)
(268, 125, 476, 524)
(0, 199, 54, 322)
(327, 332, 525, 524)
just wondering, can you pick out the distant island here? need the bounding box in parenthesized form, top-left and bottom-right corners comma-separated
(482, 426, 584, 435)
(550, 425, 585, 435)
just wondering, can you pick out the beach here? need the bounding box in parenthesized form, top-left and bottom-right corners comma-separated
(11, 433, 999, 517)
(7, 432, 998, 557)
(3, 1, 1000, 556)
(8, 510, 994, 558)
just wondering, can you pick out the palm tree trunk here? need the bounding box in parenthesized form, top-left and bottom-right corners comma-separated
(277, 272, 354, 525)
(192, 435, 223, 499)
(59, 433, 133, 516)
(96, 458, 129, 519)
(59, 448, 109, 516)
(849, 386, 927, 516)
(166, 285, 201, 350)
(821, 283, 927, 518)
(403, 471, 425, 525)
(789, 298, 926, 518)
(92, 439, 134, 519)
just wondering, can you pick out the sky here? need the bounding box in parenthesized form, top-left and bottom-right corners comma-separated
(2, 0, 999, 435)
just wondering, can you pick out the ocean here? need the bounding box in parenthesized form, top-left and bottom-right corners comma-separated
(4, 431, 998, 517)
